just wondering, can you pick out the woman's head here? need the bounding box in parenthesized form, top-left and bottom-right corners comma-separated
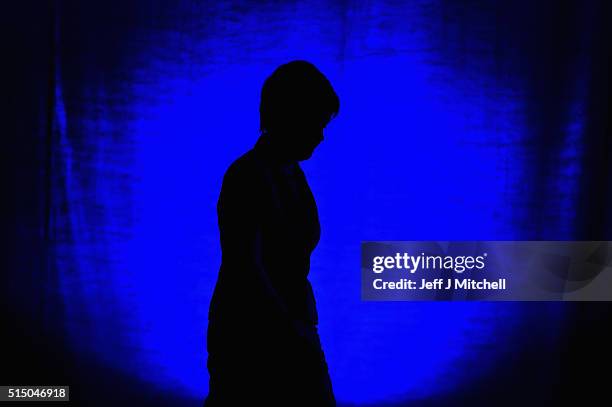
(259, 60, 340, 160)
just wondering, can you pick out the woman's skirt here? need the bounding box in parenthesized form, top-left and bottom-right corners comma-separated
(204, 316, 335, 406)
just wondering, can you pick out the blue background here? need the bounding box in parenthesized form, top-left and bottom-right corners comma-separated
(4, 1, 611, 406)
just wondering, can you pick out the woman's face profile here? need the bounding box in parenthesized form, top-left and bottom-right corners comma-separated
(271, 111, 329, 161)
(292, 120, 326, 161)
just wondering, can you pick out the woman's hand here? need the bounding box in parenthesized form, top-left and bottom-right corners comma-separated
(291, 319, 321, 351)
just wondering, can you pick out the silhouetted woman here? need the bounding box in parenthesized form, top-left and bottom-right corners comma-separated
(205, 61, 339, 406)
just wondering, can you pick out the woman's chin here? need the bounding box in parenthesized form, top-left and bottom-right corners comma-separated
(297, 149, 316, 161)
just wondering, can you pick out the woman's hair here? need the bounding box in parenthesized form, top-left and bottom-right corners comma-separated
(259, 60, 340, 133)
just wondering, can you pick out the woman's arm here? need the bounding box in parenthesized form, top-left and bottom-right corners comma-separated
(218, 162, 319, 348)
(218, 163, 292, 320)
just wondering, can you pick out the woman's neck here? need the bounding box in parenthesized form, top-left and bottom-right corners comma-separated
(254, 133, 297, 166)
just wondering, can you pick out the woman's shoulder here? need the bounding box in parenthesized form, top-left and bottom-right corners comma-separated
(222, 149, 264, 189)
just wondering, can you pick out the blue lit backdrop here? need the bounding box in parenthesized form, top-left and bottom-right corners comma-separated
(46, 0, 607, 405)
